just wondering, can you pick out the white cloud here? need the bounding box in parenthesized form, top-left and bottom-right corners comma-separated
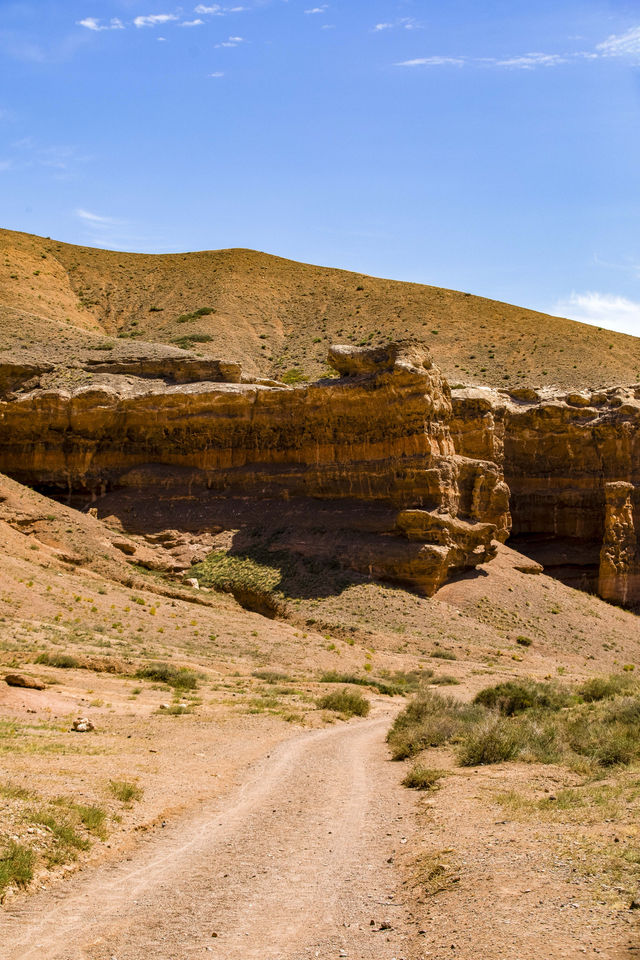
(396, 24, 640, 73)
(208, 71, 224, 77)
(553, 292, 640, 337)
(493, 52, 567, 69)
(195, 3, 223, 12)
(597, 25, 640, 58)
(180, 18, 204, 26)
(134, 14, 179, 28)
(77, 17, 124, 31)
(75, 208, 120, 224)
(305, 6, 327, 14)
(375, 17, 418, 32)
(216, 35, 244, 46)
(398, 56, 465, 67)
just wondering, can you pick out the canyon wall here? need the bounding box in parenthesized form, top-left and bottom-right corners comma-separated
(451, 385, 640, 607)
(0, 342, 509, 596)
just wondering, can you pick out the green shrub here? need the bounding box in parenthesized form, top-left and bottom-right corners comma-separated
(474, 680, 570, 716)
(109, 780, 143, 804)
(458, 718, 520, 766)
(281, 368, 308, 385)
(516, 636, 533, 647)
(35, 652, 80, 669)
(252, 670, 291, 683)
(0, 842, 34, 895)
(317, 688, 370, 717)
(135, 662, 198, 690)
(319, 670, 417, 697)
(578, 675, 635, 703)
(387, 690, 483, 760)
(402, 766, 446, 791)
(430, 649, 457, 661)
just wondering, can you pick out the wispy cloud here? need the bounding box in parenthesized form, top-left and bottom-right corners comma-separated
(305, 6, 327, 14)
(553, 291, 640, 337)
(397, 24, 640, 71)
(133, 14, 179, 28)
(77, 17, 124, 32)
(597, 25, 640, 58)
(399, 56, 465, 67)
(195, 3, 223, 12)
(216, 35, 244, 47)
(208, 71, 224, 77)
(180, 18, 204, 27)
(374, 17, 419, 33)
(76, 208, 120, 225)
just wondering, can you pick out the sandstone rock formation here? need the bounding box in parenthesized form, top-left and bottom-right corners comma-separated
(450, 385, 640, 607)
(0, 342, 508, 596)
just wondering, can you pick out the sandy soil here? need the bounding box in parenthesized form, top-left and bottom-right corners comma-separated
(2, 704, 423, 960)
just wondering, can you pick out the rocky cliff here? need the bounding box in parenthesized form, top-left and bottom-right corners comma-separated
(0, 342, 509, 597)
(450, 385, 640, 608)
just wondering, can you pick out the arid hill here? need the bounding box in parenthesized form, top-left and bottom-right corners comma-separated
(2, 226, 640, 389)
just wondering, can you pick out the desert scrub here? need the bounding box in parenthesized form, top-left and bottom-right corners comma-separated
(35, 652, 80, 669)
(387, 689, 483, 760)
(391, 674, 640, 770)
(109, 779, 143, 804)
(319, 670, 422, 697)
(316, 688, 370, 718)
(402, 765, 446, 791)
(135, 662, 199, 690)
(473, 679, 570, 716)
(0, 841, 34, 897)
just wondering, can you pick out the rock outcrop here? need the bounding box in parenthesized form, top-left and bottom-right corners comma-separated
(0, 342, 508, 596)
(451, 385, 640, 607)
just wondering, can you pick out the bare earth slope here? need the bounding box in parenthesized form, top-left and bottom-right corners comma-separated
(3, 227, 640, 389)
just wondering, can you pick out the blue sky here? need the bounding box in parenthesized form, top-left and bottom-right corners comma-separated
(1, 1, 640, 334)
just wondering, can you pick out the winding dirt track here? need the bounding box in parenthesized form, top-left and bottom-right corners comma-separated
(2, 708, 420, 960)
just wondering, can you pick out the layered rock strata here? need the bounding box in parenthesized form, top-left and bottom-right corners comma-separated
(451, 385, 640, 607)
(0, 342, 509, 596)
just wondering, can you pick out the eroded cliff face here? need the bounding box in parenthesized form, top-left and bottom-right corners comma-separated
(451, 385, 640, 608)
(0, 342, 508, 597)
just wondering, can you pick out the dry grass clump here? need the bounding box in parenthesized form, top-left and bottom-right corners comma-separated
(316, 688, 370, 718)
(108, 780, 143, 805)
(135, 662, 199, 690)
(389, 675, 640, 771)
(0, 842, 34, 898)
(319, 669, 424, 697)
(402, 765, 446, 791)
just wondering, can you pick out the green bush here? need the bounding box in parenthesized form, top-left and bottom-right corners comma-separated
(430, 649, 457, 661)
(458, 718, 520, 766)
(135, 662, 198, 690)
(387, 690, 482, 760)
(0, 842, 34, 895)
(474, 680, 570, 716)
(109, 780, 143, 804)
(402, 766, 446, 791)
(317, 688, 370, 717)
(35, 652, 80, 669)
(578, 675, 634, 703)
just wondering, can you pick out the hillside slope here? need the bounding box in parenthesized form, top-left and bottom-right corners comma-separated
(2, 227, 640, 388)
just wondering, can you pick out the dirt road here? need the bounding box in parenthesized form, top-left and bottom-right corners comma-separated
(2, 707, 420, 960)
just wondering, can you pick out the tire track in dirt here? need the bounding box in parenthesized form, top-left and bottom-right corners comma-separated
(2, 706, 420, 960)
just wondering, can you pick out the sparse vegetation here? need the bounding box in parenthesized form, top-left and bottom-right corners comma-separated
(135, 662, 199, 690)
(390, 675, 640, 770)
(108, 780, 143, 804)
(0, 842, 34, 897)
(316, 688, 370, 718)
(402, 765, 446, 791)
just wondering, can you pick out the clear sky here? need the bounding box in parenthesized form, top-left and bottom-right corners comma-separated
(1, 1, 640, 334)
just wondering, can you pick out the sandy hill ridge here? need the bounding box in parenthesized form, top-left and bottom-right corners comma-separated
(2, 226, 640, 388)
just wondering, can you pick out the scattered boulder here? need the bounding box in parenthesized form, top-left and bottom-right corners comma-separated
(185, 577, 200, 589)
(5, 673, 45, 690)
(71, 717, 95, 732)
